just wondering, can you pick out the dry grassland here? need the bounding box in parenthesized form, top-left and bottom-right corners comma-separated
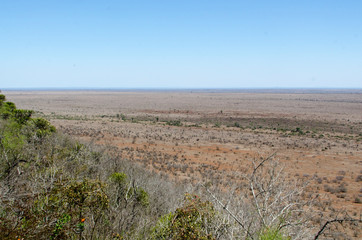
(5, 90, 362, 217)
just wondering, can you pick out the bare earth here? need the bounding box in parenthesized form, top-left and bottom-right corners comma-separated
(5, 90, 362, 216)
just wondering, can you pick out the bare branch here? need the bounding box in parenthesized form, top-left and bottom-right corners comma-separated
(314, 218, 361, 240)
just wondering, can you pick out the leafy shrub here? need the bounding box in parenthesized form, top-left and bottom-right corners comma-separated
(110, 171, 150, 206)
(13, 109, 33, 124)
(2, 101, 16, 112)
(32, 117, 56, 138)
(0, 121, 26, 178)
(0, 94, 5, 102)
(258, 227, 290, 240)
(150, 193, 219, 240)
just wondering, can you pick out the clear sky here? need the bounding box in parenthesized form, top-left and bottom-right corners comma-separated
(1, 0, 361, 89)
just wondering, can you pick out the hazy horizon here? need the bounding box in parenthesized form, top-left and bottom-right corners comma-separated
(3, 87, 362, 95)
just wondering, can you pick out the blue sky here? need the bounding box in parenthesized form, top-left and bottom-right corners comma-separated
(1, 0, 361, 89)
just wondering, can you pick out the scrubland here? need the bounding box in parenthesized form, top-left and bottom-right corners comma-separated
(2, 90, 362, 239)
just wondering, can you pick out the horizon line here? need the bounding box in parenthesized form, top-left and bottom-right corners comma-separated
(2, 87, 362, 94)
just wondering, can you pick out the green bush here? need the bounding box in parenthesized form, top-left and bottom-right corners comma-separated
(150, 193, 217, 240)
(2, 101, 16, 112)
(13, 109, 33, 124)
(258, 227, 290, 240)
(31, 117, 56, 138)
(31, 179, 109, 239)
(0, 121, 26, 178)
(110, 171, 150, 207)
(0, 94, 6, 102)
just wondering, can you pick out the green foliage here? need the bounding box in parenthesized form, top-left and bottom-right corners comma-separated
(51, 213, 71, 240)
(0, 110, 11, 120)
(0, 121, 26, 178)
(166, 120, 182, 126)
(150, 212, 174, 239)
(150, 193, 216, 240)
(33, 117, 54, 130)
(13, 109, 33, 124)
(0, 101, 16, 120)
(0, 96, 57, 179)
(110, 172, 129, 204)
(291, 127, 304, 135)
(62, 179, 109, 212)
(31, 179, 109, 239)
(2, 101, 16, 112)
(0, 94, 5, 102)
(32, 117, 56, 138)
(110, 172, 128, 186)
(0, 97, 54, 135)
(0, 98, 56, 134)
(0, 201, 38, 239)
(0, 94, 5, 108)
(135, 187, 149, 207)
(110, 172, 150, 207)
(258, 227, 290, 240)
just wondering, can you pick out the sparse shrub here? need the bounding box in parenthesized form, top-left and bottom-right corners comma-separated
(166, 120, 182, 126)
(336, 193, 346, 198)
(356, 175, 362, 182)
(335, 175, 344, 181)
(337, 184, 347, 193)
(316, 178, 323, 184)
(338, 170, 346, 176)
(214, 122, 221, 128)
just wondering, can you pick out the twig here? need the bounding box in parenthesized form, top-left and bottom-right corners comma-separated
(314, 218, 361, 239)
(202, 184, 253, 239)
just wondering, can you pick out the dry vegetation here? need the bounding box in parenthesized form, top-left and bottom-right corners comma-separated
(4, 89, 362, 239)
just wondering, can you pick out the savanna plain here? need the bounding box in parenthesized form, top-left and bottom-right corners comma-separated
(4, 90, 362, 239)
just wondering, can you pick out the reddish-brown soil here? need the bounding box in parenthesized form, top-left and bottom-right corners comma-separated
(5, 90, 362, 216)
